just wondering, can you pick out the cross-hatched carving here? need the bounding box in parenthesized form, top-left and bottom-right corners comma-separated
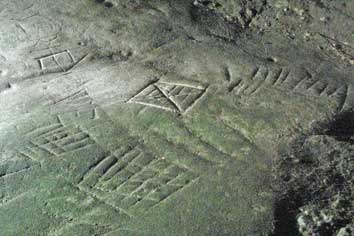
(78, 144, 199, 213)
(20, 122, 95, 158)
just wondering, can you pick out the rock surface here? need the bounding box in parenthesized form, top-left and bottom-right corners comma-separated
(0, 0, 353, 235)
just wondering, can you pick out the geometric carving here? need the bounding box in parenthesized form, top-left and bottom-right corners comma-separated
(78, 144, 199, 214)
(54, 89, 93, 107)
(20, 122, 94, 158)
(53, 89, 99, 120)
(228, 66, 354, 112)
(127, 81, 207, 114)
(37, 50, 87, 74)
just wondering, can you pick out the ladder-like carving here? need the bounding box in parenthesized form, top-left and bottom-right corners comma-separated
(78, 145, 199, 214)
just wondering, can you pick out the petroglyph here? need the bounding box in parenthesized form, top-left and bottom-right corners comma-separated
(36, 50, 88, 75)
(227, 65, 354, 111)
(78, 144, 199, 214)
(127, 81, 208, 114)
(51, 89, 100, 120)
(19, 122, 95, 159)
(0, 1, 352, 235)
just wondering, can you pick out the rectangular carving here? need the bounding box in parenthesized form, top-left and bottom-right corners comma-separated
(36, 50, 87, 74)
(78, 144, 199, 214)
(21, 122, 95, 157)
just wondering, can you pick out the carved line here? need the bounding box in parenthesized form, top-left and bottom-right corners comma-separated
(148, 176, 200, 209)
(125, 79, 160, 103)
(78, 145, 142, 187)
(154, 85, 182, 112)
(0, 166, 31, 179)
(25, 123, 63, 138)
(157, 81, 206, 90)
(183, 85, 208, 114)
(77, 186, 134, 218)
(130, 101, 178, 113)
(318, 83, 329, 96)
(228, 79, 242, 92)
(64, 53, 89, 74)
(53, 89, 89, 105)
(224, 66, 231, 82)
(335, 85, 348, 112)
(291, 72, 311, 91)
